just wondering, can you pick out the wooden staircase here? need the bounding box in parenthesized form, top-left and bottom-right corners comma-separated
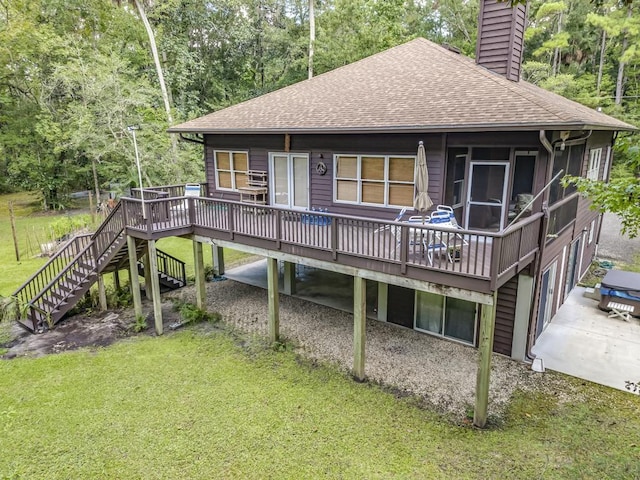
(13, 202, 187, 333)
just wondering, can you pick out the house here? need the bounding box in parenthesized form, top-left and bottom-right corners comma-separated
(14, 0, 636, 427)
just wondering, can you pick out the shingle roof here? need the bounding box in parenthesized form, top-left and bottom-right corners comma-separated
(169, 37, 637, 134)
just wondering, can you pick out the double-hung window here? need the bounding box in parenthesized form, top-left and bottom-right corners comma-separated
(587, 148, 602, 181)
(334, 154, 415, 207)
(214, 150, 248, 191)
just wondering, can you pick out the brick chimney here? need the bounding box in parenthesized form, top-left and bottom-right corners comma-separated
(475, 0, 527, 82)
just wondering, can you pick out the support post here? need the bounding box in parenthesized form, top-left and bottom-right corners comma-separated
(474, 291, 498, 428)
(97, 275, 107, 311)
(126, 235, 143, 319)
(147, 239, 163, 335)
(113, 270, 121, 291)
(143, 253, 152, 300)
(353, 275, 366, 381)
(212, 245, 225, 276)
(283, 261, 296, 295)
(377, 282, 388, 322)
(193, 238, 206, 309)
(267, 257, 279, 343)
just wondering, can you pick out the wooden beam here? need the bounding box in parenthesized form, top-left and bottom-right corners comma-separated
(283, 261, 296, 295)
(377, 282, 388, 322)
(113, 270, 121, 290)
(143, 252, 152, 300)
(284, 133, 291, 152)
(193, 238, 206, 309)
(194, 236, 495, 306)
(212, 245, 225, 276)
(97, 275, 107, 311)
(474, 290, 498, 428)
(126, 235, 143, 319)
(147, 239, 163, 335)
(267, 257, 279, 343)
(353, 275, 366, 381)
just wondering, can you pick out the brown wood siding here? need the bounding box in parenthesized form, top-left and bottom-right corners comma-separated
(476, 0, 527, 81)
(493, 275, 518, 356)
(204, 132, 445, 221)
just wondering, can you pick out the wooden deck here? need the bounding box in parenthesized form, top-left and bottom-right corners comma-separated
(121, 196, 542, 293)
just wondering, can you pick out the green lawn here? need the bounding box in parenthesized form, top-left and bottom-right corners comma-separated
(1, 329, 639, 479)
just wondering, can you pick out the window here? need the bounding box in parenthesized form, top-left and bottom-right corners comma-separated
(549, 144, 584, 205)
(415, 291, 477, 345)
(587, 148, 602, 181)
(214, 150, 248, 191)
(546, 196, 579, 241)
(334, 154, 415, 207)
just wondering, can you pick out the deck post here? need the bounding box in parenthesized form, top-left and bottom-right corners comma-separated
(376, 282, 388, 322)
(283, 261, 296, 295)
(353, 275, 366, 381)
(126, 235, 143, 318)
(212, 246, 225, 276)
(473, 290, 498, 428)
(193, 238, 206, 309)
(97, 274, 107, 311)
(143, 253, 152, 300)
(147, 239, 163, 335)
(113, 270, 121, 290)
(267, 257, 279, 343)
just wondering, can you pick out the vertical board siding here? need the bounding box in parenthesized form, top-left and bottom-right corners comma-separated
(493, 275, 518, 356)
(476, 0, 527, 81)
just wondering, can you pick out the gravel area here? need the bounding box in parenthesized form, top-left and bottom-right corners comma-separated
(597, 212, 640, 263)
(168, 280, 575, 419)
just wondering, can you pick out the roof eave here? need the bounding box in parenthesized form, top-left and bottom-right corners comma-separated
(168, 121, 637, 135)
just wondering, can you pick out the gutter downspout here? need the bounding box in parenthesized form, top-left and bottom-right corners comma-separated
(525, 130, 555, 362)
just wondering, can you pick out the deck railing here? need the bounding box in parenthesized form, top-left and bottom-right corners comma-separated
(122, 195, 543, 288)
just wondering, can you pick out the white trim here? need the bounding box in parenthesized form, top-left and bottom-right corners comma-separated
(602, 145, 612, 181)
(213, 149, 249, 192)
(587, 147, 602, 181)
(557, 246, 567, 310)
(269, 152, 310, 210)
(588, 219, 595, 245)
(465, 161, 510, 229)
(333, 154, 416, 208)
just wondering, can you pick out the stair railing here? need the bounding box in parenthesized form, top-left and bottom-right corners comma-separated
(13, 233, 93, 314)
(156, 249, 187, 287)
(91, 202, 126, 268)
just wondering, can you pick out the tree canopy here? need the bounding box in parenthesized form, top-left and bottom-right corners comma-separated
(1, 0, 638, 232)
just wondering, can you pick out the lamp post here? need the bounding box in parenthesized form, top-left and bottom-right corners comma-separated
(127, 125, 146, 219)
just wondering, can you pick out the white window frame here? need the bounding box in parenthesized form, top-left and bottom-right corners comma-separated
(333, 154, 416, 208)
(587, 148, 602, 181)
(214, 150, 249, 192)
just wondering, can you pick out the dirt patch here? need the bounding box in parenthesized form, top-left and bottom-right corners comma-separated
(1, 302, 183, 359)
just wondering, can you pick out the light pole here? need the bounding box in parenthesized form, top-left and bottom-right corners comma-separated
(127, 125, 146, 219)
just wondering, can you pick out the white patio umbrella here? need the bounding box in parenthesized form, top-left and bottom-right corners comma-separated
(413, 141, 433, 222)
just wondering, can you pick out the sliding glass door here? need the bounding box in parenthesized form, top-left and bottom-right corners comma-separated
(270, 153, 309, 209)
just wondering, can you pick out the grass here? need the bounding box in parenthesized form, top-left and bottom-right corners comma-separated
(0, 192, 249, 296)
(0, 329, 639, 479)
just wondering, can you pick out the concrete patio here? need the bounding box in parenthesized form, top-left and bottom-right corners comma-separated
(532, 285, 640, 393)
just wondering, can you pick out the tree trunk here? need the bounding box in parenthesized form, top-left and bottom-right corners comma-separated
(615, 5, 633, 105)
(92, 158, 101, 205)
(308, 0, 315, 79)
(133, 0, 177, 156)
(596, 29, 606, 96)
(552, 10, 563, 76)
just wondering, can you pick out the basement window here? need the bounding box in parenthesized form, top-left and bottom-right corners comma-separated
(214, 150, 249, 191)
(414, 291, 477, 345)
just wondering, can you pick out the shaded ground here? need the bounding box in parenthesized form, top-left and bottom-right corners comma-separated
(1, 302, 182, 359)
(598, 212, 640, 263)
